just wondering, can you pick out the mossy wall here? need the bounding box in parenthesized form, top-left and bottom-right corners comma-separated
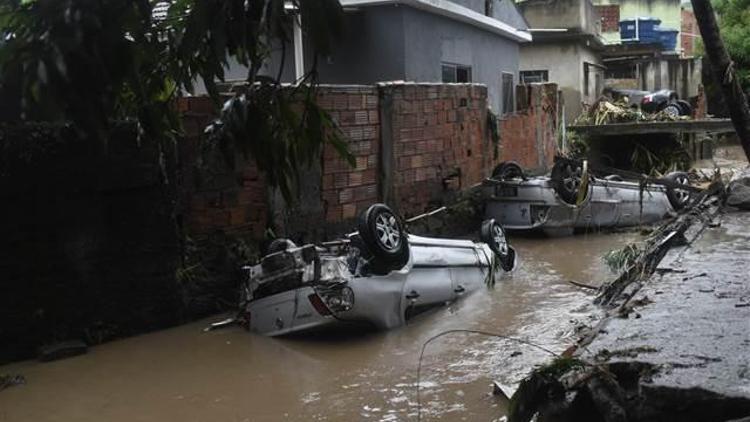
(0, 124, 181, 362)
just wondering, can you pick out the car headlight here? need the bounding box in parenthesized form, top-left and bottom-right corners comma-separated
(318, 286, 355, 313)
(530, 205, 550, 224)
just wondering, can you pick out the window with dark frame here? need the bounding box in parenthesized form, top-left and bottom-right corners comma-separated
(520, 70, 549, 84)
(502, 72, 514, 114)
(605, 64, 637, 79)
(441, 63, 472, 83)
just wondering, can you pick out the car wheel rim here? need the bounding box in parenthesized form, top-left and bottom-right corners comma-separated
(562, 164, 581, 194)
(492, 224, 508, 255)
(674, 175, 690, 204)
(375, 212, 401, 251)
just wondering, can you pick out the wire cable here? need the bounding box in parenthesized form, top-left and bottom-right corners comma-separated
(415, 329, 560, 421)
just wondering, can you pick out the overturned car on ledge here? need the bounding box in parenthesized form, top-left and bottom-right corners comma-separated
(483, 158, 694, 237)
(239, 204, 516, 336)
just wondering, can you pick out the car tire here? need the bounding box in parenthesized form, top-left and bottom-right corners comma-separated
(480, 219, 513, 270)
(492, 161, 525, 181)
(261, 242, 297, 272)
(663, 103, 681, 117)
(676, 99, 693, 116)
(268, 238, 296, 254)
(358, 204, 410, 272)
(551, 158, 585, 205)
(664, 171, 691, 210)
(500, 246, 516, 272)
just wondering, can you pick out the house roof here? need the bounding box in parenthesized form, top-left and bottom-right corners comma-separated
(495, 0, 531, 31)
(339, 0, 533, 42)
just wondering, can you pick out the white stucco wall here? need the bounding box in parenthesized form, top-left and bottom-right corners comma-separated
(520, 40, 602, 121)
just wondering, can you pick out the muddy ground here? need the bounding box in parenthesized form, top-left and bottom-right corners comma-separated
(585, 209, 750, 402)
(506, 207, 750, 422)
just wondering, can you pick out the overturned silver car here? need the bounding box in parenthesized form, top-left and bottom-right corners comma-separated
(483, 158, 693, 236)
(240, 204, 516, 336)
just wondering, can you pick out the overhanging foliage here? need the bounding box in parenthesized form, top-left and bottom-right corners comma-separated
(0, 0, 353, 200)
(712, 0, 750, 91)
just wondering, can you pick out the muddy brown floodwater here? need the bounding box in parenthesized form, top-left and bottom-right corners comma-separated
(0, 231, 639, 421)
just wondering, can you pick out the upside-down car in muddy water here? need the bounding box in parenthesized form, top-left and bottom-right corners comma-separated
(237, 204, 516, 336)
(484, 158, 694, 236)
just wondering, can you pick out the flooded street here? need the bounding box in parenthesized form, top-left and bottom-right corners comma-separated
(694, 143, 748, 176)
(0, 231, 639, 421)
(4, 143, 744, 421)
(4, 0, 748, 419)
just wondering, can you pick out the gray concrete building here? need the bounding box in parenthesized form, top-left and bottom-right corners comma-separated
(223, 0, 531, 115)
(516, 0, 605, 122)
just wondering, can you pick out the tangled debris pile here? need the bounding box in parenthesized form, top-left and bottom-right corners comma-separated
(0, 374, 25, 392)
(574, 99, 688, 126)
(594, 182, 723, 307)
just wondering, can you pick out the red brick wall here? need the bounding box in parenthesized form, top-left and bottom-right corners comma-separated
(681, 9, 698, 57)
(596, 5, 620, 33)
(385, 84, 491, 216)
(500, 84, 559, 171)
(693, 84, 707, 119)
(178, 82, 559, 237)
(316, 86, 380, 222)
(178, 97, 268, 239)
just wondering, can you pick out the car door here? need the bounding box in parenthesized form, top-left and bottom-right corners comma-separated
(589, 181, 621, 228)
(611, 179, 668, 226)
(448, 244, 492, 297)
(401, 244, 455, 320)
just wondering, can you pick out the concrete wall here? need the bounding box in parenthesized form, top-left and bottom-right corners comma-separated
(315, 7, 407, 85)
(401, 7, 521, 114)
(493, 0, 530, 29)
(604, 57, 702, 99)
(518, 0, 600, 33)
(580, 45, 605, 104)
(450, 0, 486, 14)
(450, 0, 531, 28)
(223, 4, 524, 115)
(217, 7, 408, 90)
(520, 41, 601, 120)
(225, 7, 408, 86)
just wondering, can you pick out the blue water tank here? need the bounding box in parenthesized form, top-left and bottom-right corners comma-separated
(657, 29, 679, 51)
(619, 17, 662, 42)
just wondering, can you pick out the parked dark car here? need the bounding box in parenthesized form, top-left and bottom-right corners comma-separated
(603, 88, 692, 116)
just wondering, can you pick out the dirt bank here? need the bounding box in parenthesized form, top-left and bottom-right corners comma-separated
(507, 205, 750, 422)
